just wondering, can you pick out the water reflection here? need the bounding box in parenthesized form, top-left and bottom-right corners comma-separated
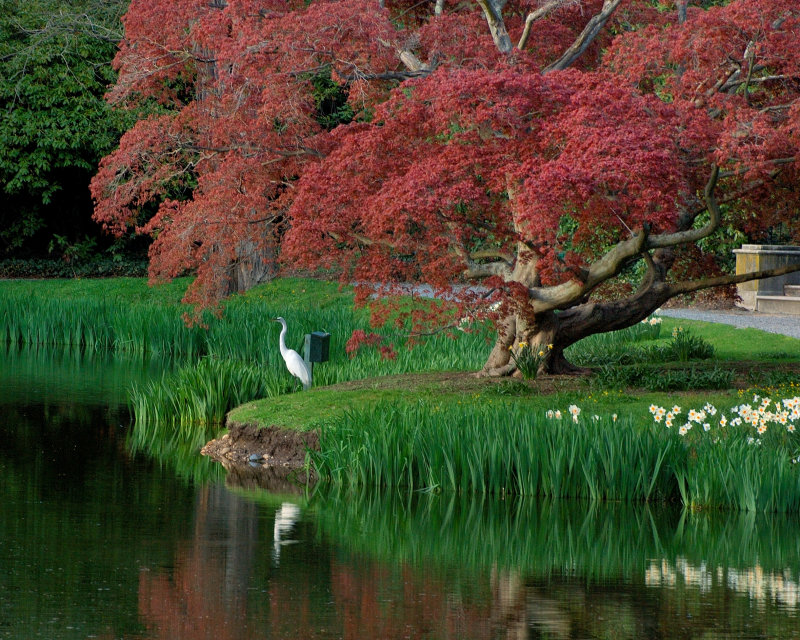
(308, 490, 800, 639)
(135, 486, 334, 640)
(646, 558, 800, 610)
(0, 343, 171, 407)
(2, 346, 800, 639)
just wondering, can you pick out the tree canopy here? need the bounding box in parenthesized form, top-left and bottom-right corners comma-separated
(92, 0, 800, 374)
(0, 0, 129, 256)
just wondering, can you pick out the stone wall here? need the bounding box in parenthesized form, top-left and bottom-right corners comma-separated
(734, 245, 800, 310)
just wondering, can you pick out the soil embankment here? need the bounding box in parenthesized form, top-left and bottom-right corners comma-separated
(201, 422, 319, 471)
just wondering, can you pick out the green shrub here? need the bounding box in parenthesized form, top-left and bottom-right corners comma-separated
(668, 326, 715, 361)
(571, 324, 713, 368)
(508, 342, 553, 380)
(593, 364, 733, 391)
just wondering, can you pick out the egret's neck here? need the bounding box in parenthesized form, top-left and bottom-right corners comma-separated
(278, 323, 289, 357)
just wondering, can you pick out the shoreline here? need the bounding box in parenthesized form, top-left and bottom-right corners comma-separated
(200, 421, 319, 474)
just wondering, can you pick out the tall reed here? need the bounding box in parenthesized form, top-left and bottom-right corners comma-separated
(311, 401, 800, 512)
(1, 279, 493, 436)
(312, 402, 682, 502)
(0, 282, 492, 374)
(675, 437, 800, 512)
(0, 292, 207, 356)
(129, 357, 284, 435)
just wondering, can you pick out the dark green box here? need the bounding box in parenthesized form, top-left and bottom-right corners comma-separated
(305, 331, 330, 363)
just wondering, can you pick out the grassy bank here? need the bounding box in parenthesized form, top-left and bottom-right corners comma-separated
(305, 391, 800, 511)
(0, 276, 492, 368)
(3, 277, 800, 509)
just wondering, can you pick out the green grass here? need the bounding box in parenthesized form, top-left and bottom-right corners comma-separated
(4, 277, 800, 510)
(305, 391, 800, 511)
(0, 276, 492, 368)
(664, 321, 800, 362)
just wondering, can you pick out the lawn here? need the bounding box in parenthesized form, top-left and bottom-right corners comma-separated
(2, 276, 799, 509)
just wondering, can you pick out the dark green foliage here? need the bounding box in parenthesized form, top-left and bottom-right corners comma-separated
(309, 66, 354, 130)
(570, 324, 721, 391)
(0, 0, 130, 255)
(593, 364, 734, 391)
(0, 257, 147, 278)
(746, 368, 800, 388)
(572, 325, 714, 367)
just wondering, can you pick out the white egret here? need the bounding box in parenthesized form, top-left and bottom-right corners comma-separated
(273, 316, 312, 390)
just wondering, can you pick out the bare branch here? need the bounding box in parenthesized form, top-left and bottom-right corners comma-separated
(721, 74, 795, 91)
(719, 156, 796, 179)
(543, 0, 623, 73)
(662, 262, 800, 298)
(518, 1, 567, 50)
(647, 165, 721, 249)
(475, 0, 513, 54)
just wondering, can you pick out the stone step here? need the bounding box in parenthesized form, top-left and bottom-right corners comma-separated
(756, 295, 800, 315)
(785, 284, 800, 297)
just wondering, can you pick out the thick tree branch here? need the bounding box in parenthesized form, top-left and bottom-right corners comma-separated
(543, 0, 623, 72)
(476, 0, 513, 53)
(469, 249, 515, 263)
(456, 244, 513, 279)
(342, 68, 433, 82)
(647, 164, 721, 249)
(528, 229, 648, 313)
(517, 0, 564, 50)
(661, 262, 800, 299)
(636, 250, 658, 294)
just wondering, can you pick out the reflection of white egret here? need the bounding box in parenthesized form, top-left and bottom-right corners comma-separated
(273, 317, 311, 391)
(273, 502, 301, 564)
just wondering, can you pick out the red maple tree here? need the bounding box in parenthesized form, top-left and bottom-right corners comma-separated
(93, 1, 800, 375)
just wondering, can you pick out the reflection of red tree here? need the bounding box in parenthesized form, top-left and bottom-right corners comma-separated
(135, 488, 542, 639)
(139, 540, 498, 640)
(138, 549, 255, 640)
(329, 559, 493, 640)
(137, 487, 263, 640)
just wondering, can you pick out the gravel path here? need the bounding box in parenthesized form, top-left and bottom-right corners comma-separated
(658, 307, 800, 340)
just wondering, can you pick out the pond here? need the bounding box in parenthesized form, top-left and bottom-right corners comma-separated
(1, 347, 799, 639)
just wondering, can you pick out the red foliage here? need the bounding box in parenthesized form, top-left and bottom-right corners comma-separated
(94, 0, 800, 335)
(344, 329, 389, 359)
(379, 344, 398, 361)
(284, 65, 687, 289)
(92, 0, 398, 307)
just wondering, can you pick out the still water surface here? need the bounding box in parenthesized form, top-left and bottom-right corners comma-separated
(1, 347, 799, 639)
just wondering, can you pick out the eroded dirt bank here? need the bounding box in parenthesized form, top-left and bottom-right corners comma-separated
(201, 422, 319, 487)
